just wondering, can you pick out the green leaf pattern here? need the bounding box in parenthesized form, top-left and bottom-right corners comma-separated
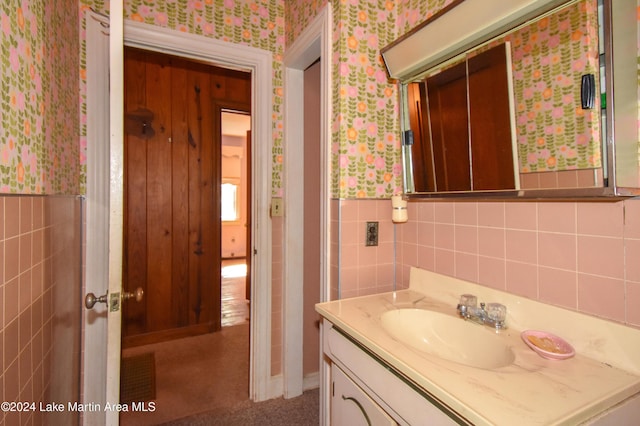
(1, 0, 80, 194)
(503, 0, 602, 172)
(4, 0, 637, 196)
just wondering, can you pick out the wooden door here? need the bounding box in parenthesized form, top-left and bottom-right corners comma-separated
(420, 43, 515, 192)
(426, 61, 472, 191)
(467, 43, 516, 190)
(122, 47, 251, 347)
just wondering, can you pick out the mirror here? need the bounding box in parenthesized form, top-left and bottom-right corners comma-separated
(404, 42, 519, 192)
(384, 0, 640, 198)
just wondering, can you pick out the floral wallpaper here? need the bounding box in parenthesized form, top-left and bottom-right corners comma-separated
(329, 0, 493, 198)
(1, 0, 79, 194)
(158, 0, 632, 198)
(284, 0, 328, 47)
(395, 0, 455, 34)
(286, 0, 459, 198)
(288, 0, 400, 198)
(331, 0, 403, 198)
(0, 0, 633, 196)
(506, 0, 601, 172)
(326, 0, 602, 197)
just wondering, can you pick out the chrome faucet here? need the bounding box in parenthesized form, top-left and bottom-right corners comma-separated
(456, 294, 507, 330)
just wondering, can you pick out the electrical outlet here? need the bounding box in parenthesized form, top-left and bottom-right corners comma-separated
(366, 221, 379, 246)
(271, 197, 283, 217)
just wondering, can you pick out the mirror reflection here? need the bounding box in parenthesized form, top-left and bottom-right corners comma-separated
(406, 42, 519, 192)
(402, 0, 603, 194)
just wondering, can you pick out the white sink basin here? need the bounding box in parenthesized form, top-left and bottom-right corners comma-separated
(380, 308, 515, 369)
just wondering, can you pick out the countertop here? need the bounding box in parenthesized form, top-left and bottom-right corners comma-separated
(316, 267, 640, 425)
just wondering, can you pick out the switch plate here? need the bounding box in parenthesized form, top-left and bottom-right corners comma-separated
(271, 197, 283, 217)
(366, 221, 379, 246)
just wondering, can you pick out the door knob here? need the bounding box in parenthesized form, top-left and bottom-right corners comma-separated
(123, 287, 144, 303)
(85, 292, 108, 309)
(85, 287, 143, 310)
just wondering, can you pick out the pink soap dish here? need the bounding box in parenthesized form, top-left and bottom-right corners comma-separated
(521, 330, 575, 360)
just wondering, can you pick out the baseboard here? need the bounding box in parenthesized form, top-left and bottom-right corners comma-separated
(260, 372, 318, 401)
(262, 374, 283, 401)
(303, 372, 320, 391)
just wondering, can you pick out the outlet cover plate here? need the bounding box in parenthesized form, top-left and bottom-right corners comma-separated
(366, 221, 379, 246)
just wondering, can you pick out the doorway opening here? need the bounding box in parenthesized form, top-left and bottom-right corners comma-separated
(119, 47, 253, 424)
(83, 17, 275, 420)
(221, 110, 252, 327)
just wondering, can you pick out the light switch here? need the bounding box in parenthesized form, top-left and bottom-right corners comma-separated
(271, 197, 283, 217)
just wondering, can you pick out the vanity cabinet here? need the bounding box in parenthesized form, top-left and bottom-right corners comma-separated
(317, 267, 640, 425)
(331, 365, 397, 426)
(323, 319, 463, 426)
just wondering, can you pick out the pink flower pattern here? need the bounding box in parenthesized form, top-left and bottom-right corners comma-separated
(2, 0, 635, 196)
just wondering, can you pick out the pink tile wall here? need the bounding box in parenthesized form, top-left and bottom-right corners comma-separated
(271, 216, 283, 376)
(330, 199, 340, 301)
(0, 196, 81, 426)
(520, 169, 603, 189)
(338, 199, 397, 299)
(392, 198, 640, 328)
(2, 197, 49, 426)
(46, 197, 82, 425)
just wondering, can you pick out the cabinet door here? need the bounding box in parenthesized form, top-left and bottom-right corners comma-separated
(331, 365, 397, 426)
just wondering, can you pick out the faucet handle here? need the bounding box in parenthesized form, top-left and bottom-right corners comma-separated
(458, 294, 477, 308)
(486, 303, 507, 327)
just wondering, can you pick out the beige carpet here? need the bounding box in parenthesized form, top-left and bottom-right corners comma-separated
(163, 388, 319, 426)
(121, 324, 251, 425)
(120, 263, 318, 425)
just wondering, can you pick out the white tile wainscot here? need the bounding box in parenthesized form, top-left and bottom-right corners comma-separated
(316, 267, 640, 425)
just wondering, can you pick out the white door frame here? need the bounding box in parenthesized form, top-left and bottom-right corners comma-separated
(90, 16, 274, 419)
(85, 8, 275, 425)
(106, 3, 124, 423)
(282, 4, 332, 401)
(122, 21, 274, 402)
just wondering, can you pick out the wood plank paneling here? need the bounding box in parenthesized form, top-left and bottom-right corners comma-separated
(187, 64, 212, 328)
(169, 58, 190, 328)
(123, 48, 149, 335)
(145, 52, 173, 332)
(122, 47, 250, 347)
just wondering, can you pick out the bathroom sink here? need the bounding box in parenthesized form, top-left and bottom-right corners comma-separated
(380, 309, 515, 369)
